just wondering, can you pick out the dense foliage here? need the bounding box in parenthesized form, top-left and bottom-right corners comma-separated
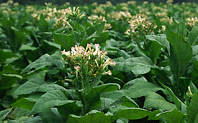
(1, 0, 198, 122)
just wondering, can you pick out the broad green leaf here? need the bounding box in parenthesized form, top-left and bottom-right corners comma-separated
(0, 64, 17, 74)
(12, 98, 34, 110)
(0, 108, 12, 120)
(41, 40, 61, 54)
(124, 80, 166, 98)
(53, 33, 76, 51)
(100, 90, 125, 101)
(0, 49, 17, 64)
(144, 92, 177, 111)
(177, 19, 188, 37)
(11, 108, 31, 120)
(189, 82, 198, 94)
(21, 54, 53, 74)
(0, 74, 22, 90)
(100, 98, 115, 111)
(158, 109, 184, 123)
(146, 34, 169, 49)
(19, 44, 37, 51)
(131, 64, 151, 75)
(147, 110, 160, 121)
(37, 83, 67, 92)
(192, 45, 198, 56)
(66, 110, 111, 123)
(6, 116, 30, 123)
(16, 12, 28, 29)
(187, 26, 198, 45)
(24, 116, 42, 123)
(116, 56, 153, 75)
(112, 107, 151, 122)
(39, 108, 65, 123)
(110, 96, 139, 108)
(85, 83, 120, 112)
(187, 92, 198, 123)
(57, 101, 82, 118)
(160, 83, 186, 114)
(117, 50, 130, 59)
(31, 90, 68, 114)
(95, 21, 105, 35)
(149, 41, 161, 64)
(74, 22, 84, 32)
(14, 71, 46, 96)
(9, 27, 26, 53)
(123, 77, 147, 89)
(95, 31, 109, 44)
(167, 31, 193, 79)
(1, 17, 14, 37)
(100, 93, 138, 111)
(38, 14, 49, 32)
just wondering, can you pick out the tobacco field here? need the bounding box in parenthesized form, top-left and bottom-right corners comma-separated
(1, 0, 198, 122)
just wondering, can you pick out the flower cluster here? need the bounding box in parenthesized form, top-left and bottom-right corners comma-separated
(62, 44, 115, 82)
(125, 16, 157, 40)
(88, 15, 112, 30)
(108, 11, 132, 21)
(0, 0, 19, 16)
(186, 17, 198, 26)
(30, 4, 85, 29)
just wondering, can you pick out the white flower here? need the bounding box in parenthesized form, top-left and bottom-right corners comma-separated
(103, 70, 112, 75)
(93, 44, 100, 55)
(61, 49, 70, 56)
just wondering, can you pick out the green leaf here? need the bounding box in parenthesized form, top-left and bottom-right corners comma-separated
(124, 80, 166, 98)
(189, 82, 198, 94)
(0, 74, 22, 90)
(146, 34, 169, 49)
(11, 108, 31, 120)
(31, 90, 68, 114)
(95, 21, 105, 35)
(117, 50, 131, 59)
(95, 31, 109, 44)
(158, 109, 184, 123)
(0, 49, 17, 64)
(21, 54, 53, 74)
(110, 96, 139, 108)
(39, 108, 65, 123)
(112, 107, 151, 122)
(160, 83, 186, 114)
(1, 17, 14, 38)
(85, 83, 120, 112)
(12, 98, 34, 110)
(24, 116, 42, 123)
(187, 92, 198, 123)
(123, 77, 147, 89)
(38, 14, 49, 32)
(66, 110, 111, 123)
(14, 71, 46, 96)
(41, 40, 61, 54)
(37, 83, 67, 92)
(53, 33, 76, 51)
(131, 64, 151, 75)
(167, 31, 193, 79)
(144, 92, 177, 111)
(0, 108, 12, 120)
(10, 27, 26, 53)
(149, 41, 162, 64)
(101, 90, 125, 101)
(116, 56, 153, 75)
(57, 101, 82, 118)
(187, 26, 198, 45)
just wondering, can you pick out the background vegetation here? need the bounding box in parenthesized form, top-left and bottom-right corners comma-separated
(1, 0, 198, 5)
